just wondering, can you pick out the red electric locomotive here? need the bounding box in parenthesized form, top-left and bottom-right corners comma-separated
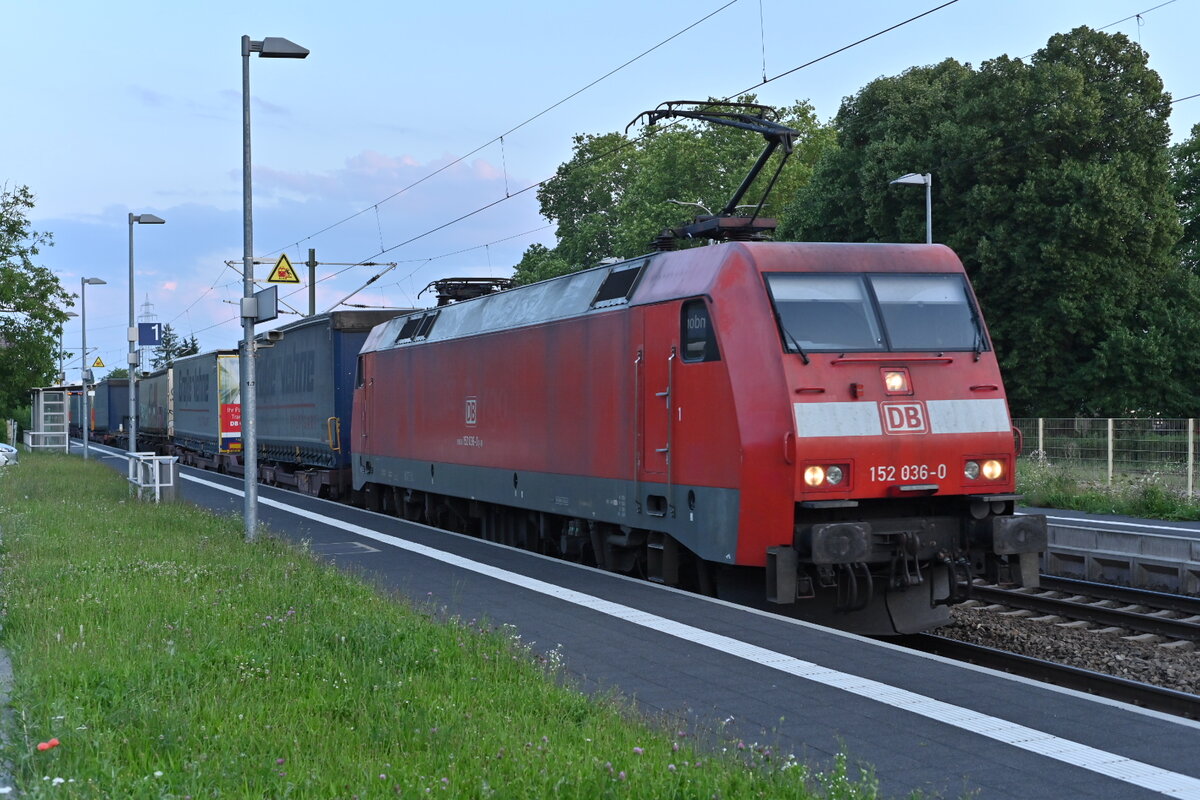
(352, 102, 1045, 634)
(352, 240, 1046, 634)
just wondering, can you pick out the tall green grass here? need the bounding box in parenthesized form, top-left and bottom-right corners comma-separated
(1017, 456, 1200, 520)
(0, 452, 889, 799)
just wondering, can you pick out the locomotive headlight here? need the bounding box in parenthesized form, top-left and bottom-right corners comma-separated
(964, 460, 981, 480)
(982, 459, 1004, 480)
(826, 465, 844, 485)
(883, 369, 910, 394)
(804, 466, 826, 487)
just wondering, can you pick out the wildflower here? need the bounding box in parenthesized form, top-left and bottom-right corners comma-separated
(618, 771, 627, 781)
(668, 764, 676, 772)
(52, 778, 65, 785)
(632, 747, 644, 755)
(276, 758, 285, 765)
(153, 771, 163, 778)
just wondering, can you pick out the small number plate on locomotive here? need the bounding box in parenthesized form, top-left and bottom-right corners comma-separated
(869, 464, 947, 482)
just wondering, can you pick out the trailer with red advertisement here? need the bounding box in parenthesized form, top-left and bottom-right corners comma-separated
(170, 350, 241, 471)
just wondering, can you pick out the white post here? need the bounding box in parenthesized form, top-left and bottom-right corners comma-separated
(1107, 418, 1114, 486)
(1188, 419, 1194, 499)
(1038, 418, 1044, 457)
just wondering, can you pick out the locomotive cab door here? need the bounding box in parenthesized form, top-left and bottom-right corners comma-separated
(638, 305, 677, 482)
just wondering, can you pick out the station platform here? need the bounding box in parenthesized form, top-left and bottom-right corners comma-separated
(97, 448, 1200, 799)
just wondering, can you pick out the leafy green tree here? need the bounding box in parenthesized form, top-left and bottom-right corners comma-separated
(106, 368, 130, 380)
(512, 243, 573, 286)
(779, 28, 1187, 417)
(0, 185, 72, 416)
(1170, 123, 1200, 274)
(521, 97, 835, 280)
(150, 323, 200, 369)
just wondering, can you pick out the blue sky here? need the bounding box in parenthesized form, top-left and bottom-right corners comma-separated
(4, 0, 1197, 378)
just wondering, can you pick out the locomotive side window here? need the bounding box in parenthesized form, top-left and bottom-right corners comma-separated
(681, 299, 720, 362)
(356, 355, 365, 388)
(395, 316, 422, 342)
(414, 311, 440, 340)
(765, 274, 883, 351)
(591, 259, 647, 308)
(872, 275, 984, 351)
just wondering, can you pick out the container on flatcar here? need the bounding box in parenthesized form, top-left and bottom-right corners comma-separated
(136, 367, 173, 450)
(352, 241, 1046, 636)
(171, 350, 240, 460)
(254, 310, 411, 498)
(91, 378, 129, 441)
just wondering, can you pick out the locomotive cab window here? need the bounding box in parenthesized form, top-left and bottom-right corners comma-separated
(765, 273, 986, 353)
(681, 299, 720, 362)
(356, 355, 365, 388)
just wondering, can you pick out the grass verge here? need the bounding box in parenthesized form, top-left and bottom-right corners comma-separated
(1017, 457, 1200, 520)
(0, 452, 886, 799)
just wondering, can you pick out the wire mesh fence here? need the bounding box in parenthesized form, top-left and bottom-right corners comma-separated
(1013, 418, 1197, 496)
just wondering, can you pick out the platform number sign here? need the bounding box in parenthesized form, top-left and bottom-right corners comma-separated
(138, 322, 162, 346)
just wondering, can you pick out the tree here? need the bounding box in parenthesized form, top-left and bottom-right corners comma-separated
(150, 324, 200, 369)
(1170, 123, 1200, 274)
(512, 243, 573, 286)
(516, 97, 835, 282)
(0, 185, 72, 416)
(106, 368, 130, 380)
(779, 28, 1187, 417)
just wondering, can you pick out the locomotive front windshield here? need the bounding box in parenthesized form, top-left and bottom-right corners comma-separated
(765, 273, 985, 353)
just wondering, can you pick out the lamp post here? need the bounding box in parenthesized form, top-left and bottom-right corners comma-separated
(128, 212, 165, 456)
(60, 311, 79, 384)
(80, 277, 106, 460)
(889, 172, 932, 244)
(241, 34, 309, 542)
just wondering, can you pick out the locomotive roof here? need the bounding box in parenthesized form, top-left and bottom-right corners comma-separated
(361, 242, 963, 354)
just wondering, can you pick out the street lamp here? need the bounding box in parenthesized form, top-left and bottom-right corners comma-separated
(241, 34, 309, 542)
(60, 311, 79, 384)
(889, 172, 932, 245)
(128, 212, 165, 457)
(80, 277, 106, 460)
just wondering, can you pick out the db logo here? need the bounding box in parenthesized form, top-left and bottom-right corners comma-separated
(880, 402, 928, 435)
(465, 396, 478, 426)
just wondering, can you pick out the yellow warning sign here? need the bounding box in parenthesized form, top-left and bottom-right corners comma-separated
(268, 253, 301, 284)
(92, 357, 106, 368)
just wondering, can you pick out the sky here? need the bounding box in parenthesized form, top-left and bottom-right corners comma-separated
(4, 0, 1197, 381)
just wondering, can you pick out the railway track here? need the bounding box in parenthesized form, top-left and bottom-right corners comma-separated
(901, 634, 1200, 720)
(966, 575, 1200, 643)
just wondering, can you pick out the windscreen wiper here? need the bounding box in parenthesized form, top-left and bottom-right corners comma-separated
(774, 310, 810, 364)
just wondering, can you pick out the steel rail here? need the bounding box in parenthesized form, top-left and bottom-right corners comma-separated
(901, 634, 1200, 720)
(967, 584, 1200, 642)
(1036, 575, 1200, 618)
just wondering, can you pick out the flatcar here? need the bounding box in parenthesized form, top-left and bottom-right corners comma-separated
(351, 242, 1046, 635)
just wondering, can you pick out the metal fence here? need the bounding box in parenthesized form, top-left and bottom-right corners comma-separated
(1013, 418, 1197, 497)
